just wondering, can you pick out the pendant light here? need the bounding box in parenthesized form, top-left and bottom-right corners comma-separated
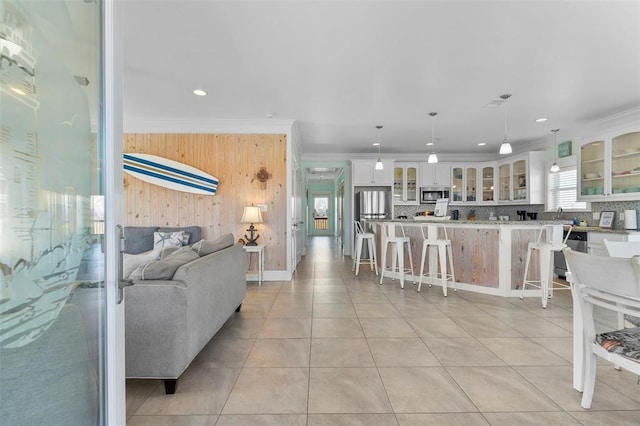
(498, 94, 513, 155)
(374, 125, 384, 170)
(427, 112, 438, 163)
(550, 129, 560, 173)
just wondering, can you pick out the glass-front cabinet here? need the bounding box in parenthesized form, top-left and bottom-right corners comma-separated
(451, 164, 496, 205)
(496, 152, 545, 204)
(451, 165, 484, 204)
(579, 140, 605, 197)
(611, 131, 640, 196)
(482, 166, 496, 202)
(579, 129, 640, 199)
(498, 163, 511, 202)
(466, 167, 477, 202)
(393, 162, 419, 205)
(452, 166, 464, 203)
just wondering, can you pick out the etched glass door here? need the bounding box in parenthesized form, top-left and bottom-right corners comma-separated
(0, 1, 108, 424)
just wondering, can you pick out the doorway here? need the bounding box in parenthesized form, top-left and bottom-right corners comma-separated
(313, 194, 330, 233)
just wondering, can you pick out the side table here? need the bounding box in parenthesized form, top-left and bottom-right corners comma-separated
(242, 244, 264, 286)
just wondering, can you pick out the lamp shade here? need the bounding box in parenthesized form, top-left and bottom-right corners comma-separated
(427, 153, 438, 163)
(241, 206, 263, 223)
(499, 141, 512, 155)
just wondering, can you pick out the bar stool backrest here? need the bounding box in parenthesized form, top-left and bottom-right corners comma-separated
(382, 222, 405, 240)
(354, 221, 365, 235)
(419, 223, 448, 241)
(537, 224, 568, 250)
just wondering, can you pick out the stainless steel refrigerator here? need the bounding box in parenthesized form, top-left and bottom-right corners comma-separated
(354, 189, 391, 257)
(355, 189, 391, 221)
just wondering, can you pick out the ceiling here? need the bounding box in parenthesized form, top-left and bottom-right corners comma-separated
(123, 1, 640, 157)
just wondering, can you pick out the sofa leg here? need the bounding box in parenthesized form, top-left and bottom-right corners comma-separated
(164, 379, 178, 395)
(235, 303, 242, 312)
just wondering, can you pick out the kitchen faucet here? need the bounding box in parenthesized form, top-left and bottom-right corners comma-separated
(555, 207, 563, 220)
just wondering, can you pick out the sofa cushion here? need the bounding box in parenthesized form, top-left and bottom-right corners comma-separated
(158, 226, 202, 245)
(123, 250, 157, 279)
(192, 233, 235, 256)
(129, 246, 200, 280)
(124, 226, 159, 254)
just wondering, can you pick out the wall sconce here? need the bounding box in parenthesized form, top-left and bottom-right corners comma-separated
(241, 206, 263, 246)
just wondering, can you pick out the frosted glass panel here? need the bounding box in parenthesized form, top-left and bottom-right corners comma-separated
(0, 1, 104, 424)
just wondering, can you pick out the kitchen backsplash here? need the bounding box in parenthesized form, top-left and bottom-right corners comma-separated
(394, 200, 640, 229)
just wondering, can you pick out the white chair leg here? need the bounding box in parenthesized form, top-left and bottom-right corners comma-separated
(439, 244, 447, 297)
(581, 348, 597, 409)
(354, 236, 363, 276)
(397, 243, 405, 289)
(418, 242, 428, 292)
(539, 246, 551, 309)
(366, 238, 375, 273)
(391, 243, 398, 282)
(521, 245, 533, 299)
(406, 241, 415, 283)
(380, 242, 389, 285)
(447, 244, 456, 292)
(428, 245, 437, 288)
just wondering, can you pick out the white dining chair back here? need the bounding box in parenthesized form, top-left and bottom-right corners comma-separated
(563, 248, 640, 409)
(604, 240, 640, 258)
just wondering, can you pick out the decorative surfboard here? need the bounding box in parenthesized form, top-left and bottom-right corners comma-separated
(124, 153, 218, 195)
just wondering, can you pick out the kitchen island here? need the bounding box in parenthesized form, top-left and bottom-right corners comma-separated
(366, 220, 560, 298)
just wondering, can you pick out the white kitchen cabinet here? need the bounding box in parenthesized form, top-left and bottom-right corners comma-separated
(419, 162, 451, 187)
(496, 152, 545, 204)
(578, 128, 640, 200)
(351, 159, 394, 186)
(393, 162, 419, 205)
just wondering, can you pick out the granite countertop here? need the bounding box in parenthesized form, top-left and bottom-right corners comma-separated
(362, 218, 638, 234)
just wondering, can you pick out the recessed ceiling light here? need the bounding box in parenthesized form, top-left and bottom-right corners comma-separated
(535, 117, 548, 122)
(426, 142, 433, 146)
(192, 89, 207, 96)
(373, 142, 380, 146)
(10, 86, 25, 95)
(478, 142, 487, 146)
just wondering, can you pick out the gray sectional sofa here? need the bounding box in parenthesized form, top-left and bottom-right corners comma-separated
(123, 226, 246, 394)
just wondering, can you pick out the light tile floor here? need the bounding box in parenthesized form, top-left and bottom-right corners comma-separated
(127, 236, 640, 425)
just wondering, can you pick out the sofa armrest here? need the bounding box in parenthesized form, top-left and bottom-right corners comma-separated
(173, 243, 246, 356)
(124, 280, 189, 379)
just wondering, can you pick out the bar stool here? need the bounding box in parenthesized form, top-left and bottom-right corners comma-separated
(521, 224, 571, 308)
(417, 224, 456, 296)
(352, 221, 378, 276)
(379, 222, 415, 289)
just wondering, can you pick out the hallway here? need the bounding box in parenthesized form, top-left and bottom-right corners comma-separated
(126, 236, 640, 425)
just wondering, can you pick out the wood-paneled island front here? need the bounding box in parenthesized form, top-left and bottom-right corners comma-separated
(365, 220, 549, 297)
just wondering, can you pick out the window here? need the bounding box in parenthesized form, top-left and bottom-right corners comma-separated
(546, 164, 589, 211)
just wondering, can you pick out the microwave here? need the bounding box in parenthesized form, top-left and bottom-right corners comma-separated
(420, 187, 450, 204)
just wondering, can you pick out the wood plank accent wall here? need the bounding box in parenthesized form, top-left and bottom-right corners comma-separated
(123, 133, 287, 271)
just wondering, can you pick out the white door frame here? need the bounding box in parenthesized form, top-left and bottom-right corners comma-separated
(104, 1, 125, 423)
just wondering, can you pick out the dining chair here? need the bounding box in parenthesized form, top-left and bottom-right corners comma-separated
(563, 248, 640, 409)
(604, 240, 640, 258)
(604, 239, 640, 329)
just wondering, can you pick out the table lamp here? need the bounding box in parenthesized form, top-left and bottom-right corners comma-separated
(241, 206, 263, 246)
